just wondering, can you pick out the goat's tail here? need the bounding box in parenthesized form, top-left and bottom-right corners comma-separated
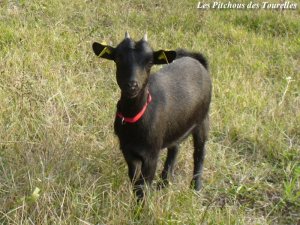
(176, 49, 209, 70)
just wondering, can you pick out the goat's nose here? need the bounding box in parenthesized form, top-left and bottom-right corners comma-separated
(127, 81, 138, 90)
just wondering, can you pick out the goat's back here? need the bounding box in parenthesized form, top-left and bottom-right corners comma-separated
(148, 56, 211, 147)
(150, 56, 211, 109)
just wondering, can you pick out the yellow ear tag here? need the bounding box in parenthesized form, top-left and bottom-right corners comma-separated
(158, 51, 169, 64)
(98, 46, 112, 58)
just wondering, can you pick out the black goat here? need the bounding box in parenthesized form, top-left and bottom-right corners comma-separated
(92, 32, 212, 199)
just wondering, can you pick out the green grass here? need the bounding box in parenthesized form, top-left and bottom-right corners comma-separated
(0, 0, 299, 224)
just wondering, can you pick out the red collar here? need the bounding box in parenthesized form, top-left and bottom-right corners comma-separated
(117, 92, 152, 124)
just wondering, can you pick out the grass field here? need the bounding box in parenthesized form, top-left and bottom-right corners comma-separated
(0, 0, 299, 224)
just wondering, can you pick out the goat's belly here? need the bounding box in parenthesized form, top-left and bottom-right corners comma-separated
(162, 124, 196, 148)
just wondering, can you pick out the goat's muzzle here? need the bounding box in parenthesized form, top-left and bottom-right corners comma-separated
(124, 81, 139, 98)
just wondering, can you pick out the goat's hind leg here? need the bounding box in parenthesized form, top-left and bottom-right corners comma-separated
(158, 145, 179, 189)
(191, 116, 209, 191)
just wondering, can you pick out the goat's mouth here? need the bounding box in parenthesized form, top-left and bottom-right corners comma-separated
(122, 89, 140, 99)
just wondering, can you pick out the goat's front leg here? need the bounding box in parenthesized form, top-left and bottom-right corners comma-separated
(136, 154, 159, 200)
(124, 151, 159, 200)
(127, 158, 142, 184)
(158, 145, 179, 189)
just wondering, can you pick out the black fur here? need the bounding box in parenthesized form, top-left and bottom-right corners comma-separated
(176, 48, 209, 70)
(92, 35, 212, 200)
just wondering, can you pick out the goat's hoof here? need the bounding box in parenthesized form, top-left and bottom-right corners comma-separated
(157, 180, 169, 190)
(133, 186, 145, 201)
(191, 180, 202, 191)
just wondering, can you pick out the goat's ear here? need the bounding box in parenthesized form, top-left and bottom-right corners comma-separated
(153, 50, 176, 64)
(92, 42, 115, 60)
